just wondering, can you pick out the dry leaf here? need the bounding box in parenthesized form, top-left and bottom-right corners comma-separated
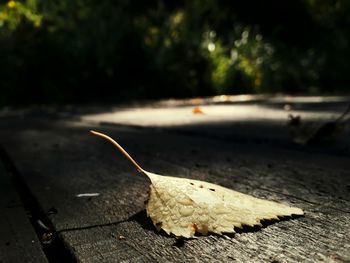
(288, 104, 350, 145)
(192, 106, 205, 114)
(90, 130, 304, 238)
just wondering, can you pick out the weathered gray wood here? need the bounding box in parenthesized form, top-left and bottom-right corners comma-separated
(59, 213, 349, 263)
(0, 161, 48, 263)
(1, 120, 349, 263)
(1, 97, 350, 262)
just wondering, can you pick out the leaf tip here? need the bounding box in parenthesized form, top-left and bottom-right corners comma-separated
(292, 207, 304, 216)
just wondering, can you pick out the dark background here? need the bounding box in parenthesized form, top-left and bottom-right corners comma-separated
(1, 0, 350, 106)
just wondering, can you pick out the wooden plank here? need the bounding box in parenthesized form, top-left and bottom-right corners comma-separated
(0, 160, 48, 263)
(0, 121, 349, 262)
(81, 97, 350, 154)
(59, 213, 349, 263)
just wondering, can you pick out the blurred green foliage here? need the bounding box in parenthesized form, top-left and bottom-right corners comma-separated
(0, 0, 350, 105)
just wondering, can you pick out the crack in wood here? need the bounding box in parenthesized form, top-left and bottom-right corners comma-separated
(0, 146, 77, 263)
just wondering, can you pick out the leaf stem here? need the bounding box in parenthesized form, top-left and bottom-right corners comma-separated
(90, 130, 144, 174)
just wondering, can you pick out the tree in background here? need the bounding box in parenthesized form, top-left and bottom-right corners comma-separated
(0, 0, 349, 105)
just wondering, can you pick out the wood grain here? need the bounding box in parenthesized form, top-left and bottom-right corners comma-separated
(0, 106, 349, 262)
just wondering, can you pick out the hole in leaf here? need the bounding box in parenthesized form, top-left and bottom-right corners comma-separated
(192, 223, 198, 232)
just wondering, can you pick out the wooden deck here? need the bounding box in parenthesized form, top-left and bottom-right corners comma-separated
(0, 96, 349, 262)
